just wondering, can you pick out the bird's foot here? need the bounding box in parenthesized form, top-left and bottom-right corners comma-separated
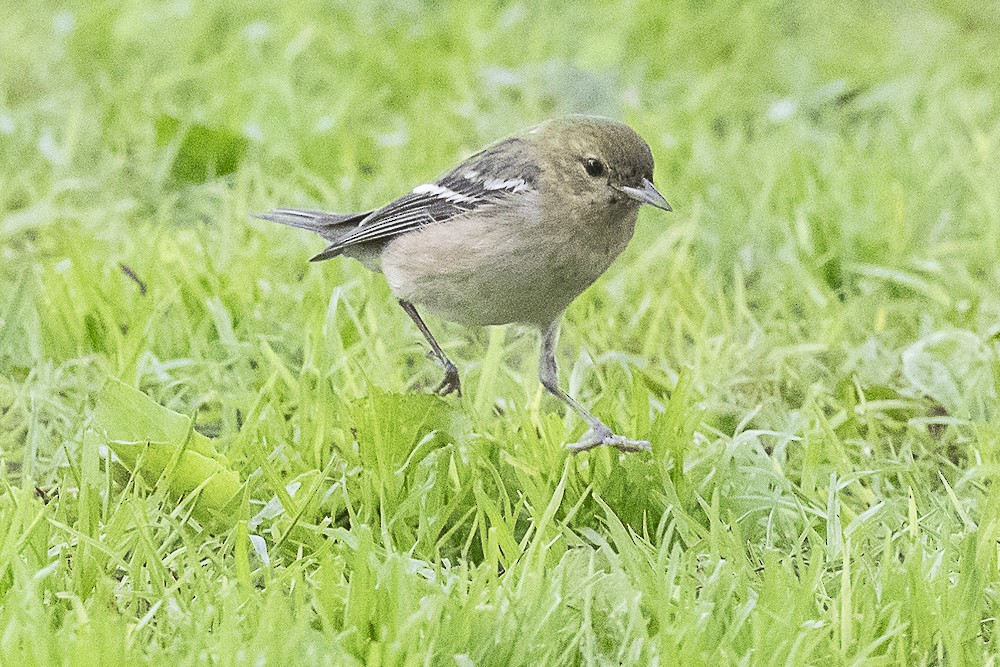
(567, 423, 651, 454)
(434, 361, 462, 397)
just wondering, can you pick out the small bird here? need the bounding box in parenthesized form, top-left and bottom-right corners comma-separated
(259, 116, 671, 453)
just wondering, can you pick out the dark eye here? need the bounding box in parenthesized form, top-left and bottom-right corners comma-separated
(584, 157, 605, 177)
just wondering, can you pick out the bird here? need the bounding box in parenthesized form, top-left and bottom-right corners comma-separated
(258, 115, 671, 453)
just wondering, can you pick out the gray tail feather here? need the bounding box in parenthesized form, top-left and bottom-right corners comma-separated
(255, 208, 371, 243)
(309, 243, 349, 263)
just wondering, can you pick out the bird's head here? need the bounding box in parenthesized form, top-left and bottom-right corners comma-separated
(530, 115, 672, 213)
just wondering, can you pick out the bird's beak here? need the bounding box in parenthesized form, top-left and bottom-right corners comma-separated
(618, 178, 672, 212)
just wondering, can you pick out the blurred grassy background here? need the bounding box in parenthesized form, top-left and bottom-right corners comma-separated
(2, 0, 1000, 664)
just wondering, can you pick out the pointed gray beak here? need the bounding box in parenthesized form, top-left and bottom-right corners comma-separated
(618, 178, 672, 212)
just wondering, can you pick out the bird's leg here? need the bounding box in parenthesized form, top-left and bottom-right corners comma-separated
(538, 321, 651, 454)
(398, 300, 461, 396)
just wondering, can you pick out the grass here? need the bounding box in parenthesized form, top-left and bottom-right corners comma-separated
(2, 0, 1000, 663)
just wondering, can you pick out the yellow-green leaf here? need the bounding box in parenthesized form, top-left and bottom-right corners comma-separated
(94, 378, 242, 529)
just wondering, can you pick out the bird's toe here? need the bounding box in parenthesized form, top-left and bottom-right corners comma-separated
(566, 425, 650, 454)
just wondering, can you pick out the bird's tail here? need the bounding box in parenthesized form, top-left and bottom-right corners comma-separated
(255, 208, 371, 243)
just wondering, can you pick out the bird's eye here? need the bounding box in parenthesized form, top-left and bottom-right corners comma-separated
(584, 158, 605, 178)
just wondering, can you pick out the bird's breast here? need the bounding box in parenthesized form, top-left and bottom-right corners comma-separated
(380, 205, 639, 327)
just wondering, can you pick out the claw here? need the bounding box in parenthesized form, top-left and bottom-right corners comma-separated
(566, 423, 651, 454)
(435, 361, 462, 397)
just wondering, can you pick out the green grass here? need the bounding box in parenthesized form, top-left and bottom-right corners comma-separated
(3, 0, 1000, 663)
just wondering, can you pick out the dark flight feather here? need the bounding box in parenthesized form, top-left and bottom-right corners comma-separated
(261, 137, 541, 262)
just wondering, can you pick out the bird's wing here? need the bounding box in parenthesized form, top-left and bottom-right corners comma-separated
(310, 137, 540, 262)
